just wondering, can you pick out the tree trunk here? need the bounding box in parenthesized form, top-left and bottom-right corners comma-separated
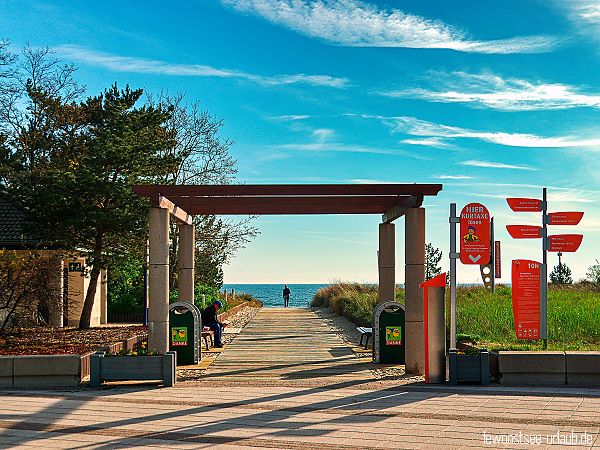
(79, 264, 101, 329)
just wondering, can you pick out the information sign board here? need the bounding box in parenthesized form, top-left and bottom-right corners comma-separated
(511, 260, 540, 339)
(547, 212, 584, 225)
(460, 203, 490, 264)
(507, 198, 542, 212)
(506, 225, 542, 239)
(548, 234, 583, 252)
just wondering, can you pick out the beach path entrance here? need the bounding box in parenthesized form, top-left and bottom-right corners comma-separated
(203, 307, 374, 383)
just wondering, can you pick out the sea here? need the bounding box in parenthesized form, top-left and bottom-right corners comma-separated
(221, 284, 328, 308)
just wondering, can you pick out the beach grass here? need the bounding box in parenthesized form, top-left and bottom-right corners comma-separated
(312, 282, 600, 351)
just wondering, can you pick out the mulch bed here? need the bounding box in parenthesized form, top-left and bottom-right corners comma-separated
(0, 326, 147, 355)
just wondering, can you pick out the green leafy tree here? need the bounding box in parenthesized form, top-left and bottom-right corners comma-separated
(549, 262, 573, 285)
(425, 243, 443, 280)
(2, 83, 179, 328)
(587, 260, 600, 285)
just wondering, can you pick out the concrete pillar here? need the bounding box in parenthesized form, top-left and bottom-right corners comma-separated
(405, 207, 425, 375)
(378, 223, 395, 303)
(178, 223, 195, 303)
(148, 207, 170, 354)
(48, 257, 64, 327)
(100, 269, 108, 325)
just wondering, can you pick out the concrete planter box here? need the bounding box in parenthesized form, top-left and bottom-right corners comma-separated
(499, 351, 565, 385)
(90, 351, 176, 387)
(566, 352, 600, 386)
(449, 349, 489, 385)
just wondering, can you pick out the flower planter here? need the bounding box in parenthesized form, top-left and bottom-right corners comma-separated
(90, 351, 176, 388)
(448, 349, 489, 386)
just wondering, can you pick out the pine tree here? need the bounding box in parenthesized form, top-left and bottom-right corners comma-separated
(425, 243, 443, 280)
(549, 262, 573, 285)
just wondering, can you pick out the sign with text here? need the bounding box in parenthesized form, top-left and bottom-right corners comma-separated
(385, 326, 402, 345)
(506, 225, 542, 239)
(460, 203, 491, 265)
(511, 260, 540, 340)
(494, 241, 501, 278)
(507, 198, 542, 212)
(548, 212, 584, 226)
(548, 234, 583, 252)
(171, 327, 188, 346)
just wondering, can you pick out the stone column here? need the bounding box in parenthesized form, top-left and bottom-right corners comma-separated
(148, 207, 170, 354)
(378, 223, 395, 303)
(48, 257, 64, 327)
(100, 269, 108, 325)
(178, 223, 195, 303)
(405, 207, 425, 374)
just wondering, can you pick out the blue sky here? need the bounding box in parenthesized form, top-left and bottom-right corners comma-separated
(2, 0, 599, 283)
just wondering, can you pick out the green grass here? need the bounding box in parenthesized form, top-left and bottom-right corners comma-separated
(312, 283, 600, 351)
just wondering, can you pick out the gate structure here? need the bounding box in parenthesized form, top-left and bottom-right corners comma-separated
(133, 184, 442, 374)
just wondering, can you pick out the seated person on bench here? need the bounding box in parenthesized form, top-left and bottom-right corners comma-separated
(201, 300, 227, 348)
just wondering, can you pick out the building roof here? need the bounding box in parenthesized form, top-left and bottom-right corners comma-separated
(0, 191, 39, 248)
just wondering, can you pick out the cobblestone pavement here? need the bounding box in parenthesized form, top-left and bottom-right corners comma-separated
(1, 306, 599, 448)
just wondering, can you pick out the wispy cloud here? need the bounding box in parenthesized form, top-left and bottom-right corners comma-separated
(271, 114, 311, 121)
(381, 71, 600, 111)
(557, 1, 600, 37)
(437, 175, 473, 179)
(400, 137, 451, 148)
(461, 160, 537, 171)
(366, 115, 600, 149)
(221, 0, 560, 53)
(55, 45, 349, 88)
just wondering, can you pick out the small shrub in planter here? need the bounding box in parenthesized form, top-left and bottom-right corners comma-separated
(448, 348, 490, 386)
(90, 342, 176, 388)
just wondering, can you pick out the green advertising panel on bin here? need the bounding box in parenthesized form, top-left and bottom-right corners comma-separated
(169, 301, 200, 365)
(372, 301, 405, 364)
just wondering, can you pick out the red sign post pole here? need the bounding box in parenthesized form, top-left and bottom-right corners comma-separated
(506, 188, 583, 348)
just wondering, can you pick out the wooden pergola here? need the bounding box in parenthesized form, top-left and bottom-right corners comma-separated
(133, 183, 442, 374)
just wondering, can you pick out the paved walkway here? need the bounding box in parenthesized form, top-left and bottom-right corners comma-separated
(0, 307, 599, 448)
(203, 307, 374, 383)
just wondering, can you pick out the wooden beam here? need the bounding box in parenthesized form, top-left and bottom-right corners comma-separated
(164, 195, 411, 215)
(133, 183, 443, 198)
(154, 195, 192, 225)
(381, 195, 423, 223)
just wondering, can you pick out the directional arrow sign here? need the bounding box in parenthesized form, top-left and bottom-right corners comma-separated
(507, 198, 542, 212)
(548, 212, 584, 226)
(506, 225, 542, 239)
(548, 234, 583, 252)
(460, 203, 491, 265)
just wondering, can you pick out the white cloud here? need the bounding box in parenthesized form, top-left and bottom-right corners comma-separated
(271, 114, 311, 120)
(376, 115, 600, 149)
(312, 128, 335, 142)
(381, 71, 600, 111)
(400, 137, 451, 148)
(461, 160, 538, 171)
(558, 1, 600, 36)
(55, 45, 349, 88)
(221, 0, 560, 53)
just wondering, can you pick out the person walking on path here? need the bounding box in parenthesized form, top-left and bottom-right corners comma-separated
(283, 285, 291, 307)
(201, 300, 227, 347)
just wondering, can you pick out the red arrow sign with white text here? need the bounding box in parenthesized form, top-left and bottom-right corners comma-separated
(548, 234, 583, 252)
(460, 203, 490, 265)
(547, 212, 584, 226)
(506, 225, 542, 239)
(507, 198, 542, 212)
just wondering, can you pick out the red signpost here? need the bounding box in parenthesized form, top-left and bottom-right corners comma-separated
(459, 203, 490, 265)
(548, 212, 584, 226)
(506, 225, 542, 239)
(511, 260, 541, 340)
(507, 198, 543, 212)
(548, 234, 583, 252)
(506, 189, 584, 346)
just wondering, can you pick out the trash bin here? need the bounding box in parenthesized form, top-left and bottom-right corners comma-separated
(372, 301, 405, 364)
(169, 301, 201, 365)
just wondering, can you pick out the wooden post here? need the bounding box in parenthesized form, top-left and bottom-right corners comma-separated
(405, 207, 425, 375)
(148, 207, 170, 354)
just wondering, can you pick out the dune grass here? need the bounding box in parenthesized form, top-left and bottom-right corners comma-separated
(312, 282, 600, 351)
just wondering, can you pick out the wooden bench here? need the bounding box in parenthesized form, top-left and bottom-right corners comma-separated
(357, 327, 373, 349)
(201, 329, 214, 350)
